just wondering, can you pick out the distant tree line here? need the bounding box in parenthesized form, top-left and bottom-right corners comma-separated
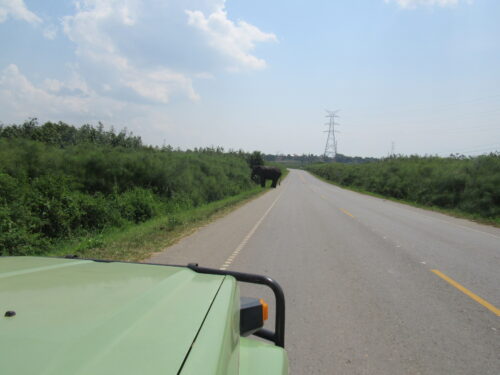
(0, 118, 142, 148)
(263, 152, 378, 166)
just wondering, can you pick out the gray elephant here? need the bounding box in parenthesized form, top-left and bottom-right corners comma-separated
(251, 166, 282, 188)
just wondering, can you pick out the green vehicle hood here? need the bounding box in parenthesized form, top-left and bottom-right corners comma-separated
(0, 256, 224, 375)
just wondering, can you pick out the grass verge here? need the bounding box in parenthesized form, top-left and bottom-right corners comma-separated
(48, 186, 269, 261)
(307, 171, 500, 228)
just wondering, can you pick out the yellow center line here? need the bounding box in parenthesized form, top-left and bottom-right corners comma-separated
(340, 208, 354, 218)
(431, 269, 500, 317)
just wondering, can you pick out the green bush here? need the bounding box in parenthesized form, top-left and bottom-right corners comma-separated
(75, 192, 123, 230)
(247, 151, 264, 168)
(117, 188, 159, 224)
(308, 154, 500, 219)
(0, 121, 257, 255)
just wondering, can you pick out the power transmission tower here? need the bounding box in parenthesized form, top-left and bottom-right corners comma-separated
(323, 110, 340, 160)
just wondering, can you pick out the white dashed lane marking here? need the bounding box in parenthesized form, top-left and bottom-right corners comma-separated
(219, 192, 283, 270)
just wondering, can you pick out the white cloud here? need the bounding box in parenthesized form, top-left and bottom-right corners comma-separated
(194, 72, 215, 80)
(43, 24, 57, 40)
(0, 64, 124, 120)
(61, 0, 275, 102)
(0, 0, 41, 24)
(62, 0, 133, 67)
(0, 1, 59, 40)
(124, 68, 199, 103)
(1, 1, 278, 144)
(43, 71, 91, 96)
(186, 6, 277, 70)
(384, 0, 473, 8)
(0, 64, 82, 114)
(0, 63, 184, 146)
(62, 0, 198, 103)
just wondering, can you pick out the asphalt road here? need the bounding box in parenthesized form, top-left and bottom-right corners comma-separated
(149, 169, 500, 374)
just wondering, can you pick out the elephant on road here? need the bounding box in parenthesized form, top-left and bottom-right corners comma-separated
(251, 166, 282, 188)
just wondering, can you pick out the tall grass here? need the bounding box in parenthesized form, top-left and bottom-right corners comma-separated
(0, 121, 257, 256)
(307, 155, 500, 220)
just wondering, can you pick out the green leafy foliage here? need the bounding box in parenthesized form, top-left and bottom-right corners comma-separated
(247, 151, 265, 168)
(0, 118, 142, 148)
(307, 155, 500, 219)
(264, 152, 378, 166)
(0, 121, 255, 255)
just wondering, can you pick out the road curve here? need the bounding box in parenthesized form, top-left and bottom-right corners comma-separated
(149, 169, 500, 374)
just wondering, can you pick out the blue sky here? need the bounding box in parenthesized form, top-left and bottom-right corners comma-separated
(0, 0, 499, 156)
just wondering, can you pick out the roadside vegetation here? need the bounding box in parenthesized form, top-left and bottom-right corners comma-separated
(264, 152, 377, 169)
(0, 120, 278, 258)
(307, 155, 500, 223)
(263, 152, 378, 165)
(48, 188, 265, 261)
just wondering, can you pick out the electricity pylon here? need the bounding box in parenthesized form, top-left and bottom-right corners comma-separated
(323, 110, 339, 160)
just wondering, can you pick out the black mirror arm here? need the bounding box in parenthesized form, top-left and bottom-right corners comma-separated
(187, 263, 286, 348)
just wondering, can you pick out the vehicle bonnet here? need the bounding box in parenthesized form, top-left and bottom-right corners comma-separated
(0, 256, 224, 375)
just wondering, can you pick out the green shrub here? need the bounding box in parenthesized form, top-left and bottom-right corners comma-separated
(0, 121, 257, 255)
(308, 154, 500, 219)
(117, 188, 159, 224)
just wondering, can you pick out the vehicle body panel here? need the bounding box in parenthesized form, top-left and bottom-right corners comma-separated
(179, 276, 288, 375)
(239, 338, 289, 375)
(0, 256, 223, 375)
(179, 276, 240, 374)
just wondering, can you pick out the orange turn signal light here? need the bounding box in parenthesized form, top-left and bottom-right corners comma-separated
(259, 298, 268, 321)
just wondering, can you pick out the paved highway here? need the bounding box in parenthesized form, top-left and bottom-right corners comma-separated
(149, 169, 500, 374)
